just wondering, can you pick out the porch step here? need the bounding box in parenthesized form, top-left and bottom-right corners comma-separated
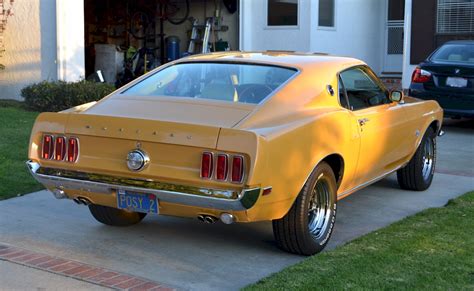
(380, 76, 402, 91)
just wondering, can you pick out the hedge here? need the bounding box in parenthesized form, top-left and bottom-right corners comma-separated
(21, 81, 115, 112)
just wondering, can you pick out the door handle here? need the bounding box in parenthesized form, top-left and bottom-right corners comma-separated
(358, 118, 370, 126)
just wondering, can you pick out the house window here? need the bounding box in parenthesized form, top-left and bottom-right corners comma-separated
(437, 0, 474, 34)
(267, 0, 298, 26)
(318, 0, 335, 27)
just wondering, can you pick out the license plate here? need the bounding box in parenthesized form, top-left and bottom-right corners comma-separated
(446, 77, 468, 88)
(117, 190, 159, 214)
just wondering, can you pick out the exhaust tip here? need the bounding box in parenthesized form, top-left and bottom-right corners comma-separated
(220, 213, 235, 224)
(204, 216, 217, 224)
(51, 188, 67, 199)
(197, 215, 205, 222)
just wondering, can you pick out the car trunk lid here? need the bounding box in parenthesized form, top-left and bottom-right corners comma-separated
(82, 95, 255, 128)
(421, 62, 474, 94)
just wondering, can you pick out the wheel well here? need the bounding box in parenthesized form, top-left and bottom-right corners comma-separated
(321, 154, 344, 189)
(429, 120, 440, 134)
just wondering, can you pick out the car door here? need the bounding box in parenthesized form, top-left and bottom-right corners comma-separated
(339, 66, 411, 186)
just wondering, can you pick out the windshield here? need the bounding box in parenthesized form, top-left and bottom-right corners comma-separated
(122, 62, 297, 104)
(430, 43, 474, 64)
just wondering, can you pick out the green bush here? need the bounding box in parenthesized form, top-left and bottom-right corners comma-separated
(21, 81, 115, 112)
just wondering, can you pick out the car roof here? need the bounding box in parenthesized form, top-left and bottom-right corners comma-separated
(444, 40, 474, 45)
(179, 51, 365, 70)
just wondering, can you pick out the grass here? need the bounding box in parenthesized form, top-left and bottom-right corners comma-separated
(246, 191, 474, 290)
(0, 101, 42, 199)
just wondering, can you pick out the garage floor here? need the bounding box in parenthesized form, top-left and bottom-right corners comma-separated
(0, 119, 473, 290)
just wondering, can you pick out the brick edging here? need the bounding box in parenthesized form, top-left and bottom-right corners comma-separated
(0, 244, 174, 291)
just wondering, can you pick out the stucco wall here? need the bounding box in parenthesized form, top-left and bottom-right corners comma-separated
(310, 0, 385, 74)
(240, 0, 311, 51)
(240, 0, 385, 74)
(0, 0, 57, 100)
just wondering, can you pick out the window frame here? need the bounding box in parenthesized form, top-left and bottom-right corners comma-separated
(317, 0, 337, 30)
(337, 65, 391, 111)
(265, 0, 300, 30)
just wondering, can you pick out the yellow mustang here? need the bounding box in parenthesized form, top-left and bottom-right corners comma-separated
(27, 52, 443, 255)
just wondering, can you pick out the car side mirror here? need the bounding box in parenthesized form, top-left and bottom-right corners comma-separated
(390, 90, 404, 103)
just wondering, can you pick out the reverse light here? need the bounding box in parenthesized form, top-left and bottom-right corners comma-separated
(231, 155, 244, 183)
(201, 152, 213, 179)
(41, 135, 54, 159)
(412, 67, 431, 83)
(216, 154, 228, 181)
(67, 137, 79, 162)
(54, 136, 66, 161)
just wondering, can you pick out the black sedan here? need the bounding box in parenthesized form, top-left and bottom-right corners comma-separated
(409, 40, 474, 118)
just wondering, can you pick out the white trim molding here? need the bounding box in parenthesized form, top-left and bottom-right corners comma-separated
(56, 0, 85, 81)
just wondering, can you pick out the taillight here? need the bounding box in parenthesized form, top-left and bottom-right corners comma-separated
(231, 155, 244, 183)
(216, 154, 228, 181)
(201, 152, 213, 179)
(67, 137, 79, 162)
(41, 135, 54, 159)
(54, 136, 66, 161)
(412, 67, 431, 83)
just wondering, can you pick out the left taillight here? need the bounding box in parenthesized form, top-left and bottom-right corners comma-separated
(41, 135, 79, 163)
(54, 137, 66, 161)
(67, 137, 79, 163)
(41, 135, 54, 159)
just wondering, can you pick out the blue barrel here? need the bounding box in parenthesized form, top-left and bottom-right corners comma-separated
(166, 36, 180, 62)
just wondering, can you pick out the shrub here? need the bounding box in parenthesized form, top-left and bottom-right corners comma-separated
(21, 81, 115, 112)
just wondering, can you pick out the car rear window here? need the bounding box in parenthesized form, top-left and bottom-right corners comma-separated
(430, 43, 474, 64)
(121, 62, 297, 104)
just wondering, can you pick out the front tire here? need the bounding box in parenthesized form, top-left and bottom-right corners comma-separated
(88, 204, 147, 226)
(273, 162, 337, 255)
(397, 127, 436, 191)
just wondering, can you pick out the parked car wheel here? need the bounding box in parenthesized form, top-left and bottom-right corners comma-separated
(88, 204, 147, 226)
(397, 127, 436, 191)
(273, 162, 337, 255)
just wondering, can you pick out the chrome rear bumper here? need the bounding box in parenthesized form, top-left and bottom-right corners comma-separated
(26, 161, 260, 211)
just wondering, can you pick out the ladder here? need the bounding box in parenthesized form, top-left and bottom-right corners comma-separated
(188, 18, 212, 54)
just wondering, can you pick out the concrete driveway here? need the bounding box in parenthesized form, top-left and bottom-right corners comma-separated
(0, 119, 473, 290)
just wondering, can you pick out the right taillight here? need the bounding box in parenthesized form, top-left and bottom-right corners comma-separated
(231, 155, 244, 183)
(216, 154, 228, 181)
(412, 67, 431, 83)
(200, 152, 245, 184)
(67, 137, 79, 163)
(201, 152, 213, 179)
(41, 135, 54, 159)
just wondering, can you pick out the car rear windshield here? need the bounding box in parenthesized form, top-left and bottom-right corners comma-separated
(430, 43, 474, 64)
(121, 62, 297, 104)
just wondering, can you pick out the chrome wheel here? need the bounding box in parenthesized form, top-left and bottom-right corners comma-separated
(421, 137, 435, 182)
(308, 178, 332, 239)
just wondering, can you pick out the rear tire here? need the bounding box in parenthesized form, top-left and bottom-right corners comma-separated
(397, 127, 436, 191)
(272, 162, 337, 255)
(88, 204, 147, 226)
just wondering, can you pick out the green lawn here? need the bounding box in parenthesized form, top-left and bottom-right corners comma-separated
(0, 102, 42, 199)
(246, 191, 474, 290)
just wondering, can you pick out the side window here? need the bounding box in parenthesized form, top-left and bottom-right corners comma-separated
(339, 67, 390, 110)
(338, 76, 349, 109)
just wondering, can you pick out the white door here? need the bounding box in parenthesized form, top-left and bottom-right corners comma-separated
(383, 0, 405, 74)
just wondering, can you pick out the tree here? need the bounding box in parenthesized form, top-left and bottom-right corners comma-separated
(0, 0, 14, 70)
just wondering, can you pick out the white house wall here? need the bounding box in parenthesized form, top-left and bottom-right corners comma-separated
(0, 0, 57, 100)
(310, 0, 385, 74)
(240, 0, 311, 51)
(241, 0, 385, 74)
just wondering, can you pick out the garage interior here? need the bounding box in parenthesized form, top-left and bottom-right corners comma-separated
(83, 0, 239, 86)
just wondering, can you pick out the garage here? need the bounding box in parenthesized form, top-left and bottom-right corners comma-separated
(83, 0, 239, 86)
